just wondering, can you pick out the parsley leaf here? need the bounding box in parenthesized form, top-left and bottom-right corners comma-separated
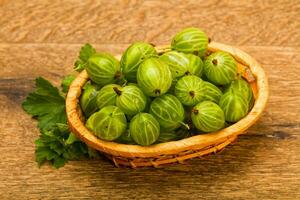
(35, 123, 90, 168)
(61, 75, 76, 93)
(74, 43, 96, 72)
(23, 77, 99, 168)
(22, 77, 66, 131)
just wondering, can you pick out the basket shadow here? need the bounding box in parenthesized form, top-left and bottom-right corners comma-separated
(82, 133, 271, 192)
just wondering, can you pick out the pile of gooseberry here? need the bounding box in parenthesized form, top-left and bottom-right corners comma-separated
(80, 27, 254, 146)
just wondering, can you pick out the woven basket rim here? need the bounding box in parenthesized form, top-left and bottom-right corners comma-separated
(66, 42, 269, 158)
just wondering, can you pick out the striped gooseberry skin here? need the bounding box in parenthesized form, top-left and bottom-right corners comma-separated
(186, 54, 204, 77)
(219, 89, 249, 122)
(96, 84, 121, 109)
(137, 57, 172, 97)
(167, 53, 203, 95)
(202, 81, 223, 103)
(157, 129, 190, 143)
(174, 75, 206, 106)
(121, 42, 157, 82)
(160, 51, 190, 78)
(171, 27, 209, 57)
(86, 106, 127, 141)
(191, 101, 225, 132)
(156, 132, 179, 143)
(86, 53, 121, 86)
(80, 83, 99, 117)
(225, 78, 254, 111)
(115, 85, 147, 116)
(114, 131, 136, 144)
(204, 51, 237, 85)
(149, 94, 185, 131)
(129, 113, 160, 146)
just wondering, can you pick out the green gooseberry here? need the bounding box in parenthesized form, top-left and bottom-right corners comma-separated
(80, 82, 99, 117)
(156, 131, 179, 143)
(149, 94, 187, 131)
(121, 42, 157, 82)
(160, 51, 190, 78)
(160, 51, 204, 79)
(202, 81, 223, 103)
(114, 131, 136, 145)
(114, 85, 147, 116)
(86, 53, 121, 86)
(225, 78, 254, 111)
(127, 83, 152, 112)
(204, 51, 237, 85)
(157, 129, 190, 143)
(86, 106, 127, 141)
(129, 113, 160, 146)
(186, 54, 204, 77)
(137, 57, 172, 97)
(171, 27, 209, 57)
(191, 101, 225, 132)
(96, 84, 122, 109)
(174, 75, 206, 106)
(219, 89, 249, 122)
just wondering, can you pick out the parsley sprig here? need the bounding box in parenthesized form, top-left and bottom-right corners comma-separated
(74, 43, 96, 72)
(22, 44, 98, 168)
(22, 77, 67, 132)
(35, 123, 90, 168)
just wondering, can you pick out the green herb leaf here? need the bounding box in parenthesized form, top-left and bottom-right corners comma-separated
(65, 133, 80, 145)
(34, 123, 91, 169)
(87, 147, 101, 158)
(23, 77, 99, 169)
(61, 75, 76, 93)
(53, 156, 67, 169)
(22, 77, 66, 131)
(74, 43, 96, 72)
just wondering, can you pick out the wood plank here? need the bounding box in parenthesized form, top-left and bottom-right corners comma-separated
(1, 44, 299, 126)
(0, 107, 300, 199)
(0, 44, 299, 199)
(1, 0, 300, 199)
(0, 0, 299, 46)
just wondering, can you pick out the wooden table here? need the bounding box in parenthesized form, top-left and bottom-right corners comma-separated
(1, 0, 299, 199)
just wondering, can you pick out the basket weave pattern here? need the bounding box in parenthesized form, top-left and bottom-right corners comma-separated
(66, 42, 269, 168)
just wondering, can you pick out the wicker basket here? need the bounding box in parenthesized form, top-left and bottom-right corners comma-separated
(66, 42, 269, 168)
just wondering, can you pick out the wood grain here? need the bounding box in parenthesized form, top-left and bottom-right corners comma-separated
(0, 0, 300, 199)
(0, 0, 299, 46)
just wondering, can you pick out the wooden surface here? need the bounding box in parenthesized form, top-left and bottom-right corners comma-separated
(0, 0, 299, 199)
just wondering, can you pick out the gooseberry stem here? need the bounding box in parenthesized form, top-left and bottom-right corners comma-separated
(189, 91, 195, 98)
(185, 71, 191, 75)
(122, 80, 128, 87)
(212, 59, 218, 65)
(113, 87, 122, 96)
(192, 108, 199, 115)
(179, 121, 190, 130)
(114, 71, 121, 80)
(154, 89, 161, 95)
